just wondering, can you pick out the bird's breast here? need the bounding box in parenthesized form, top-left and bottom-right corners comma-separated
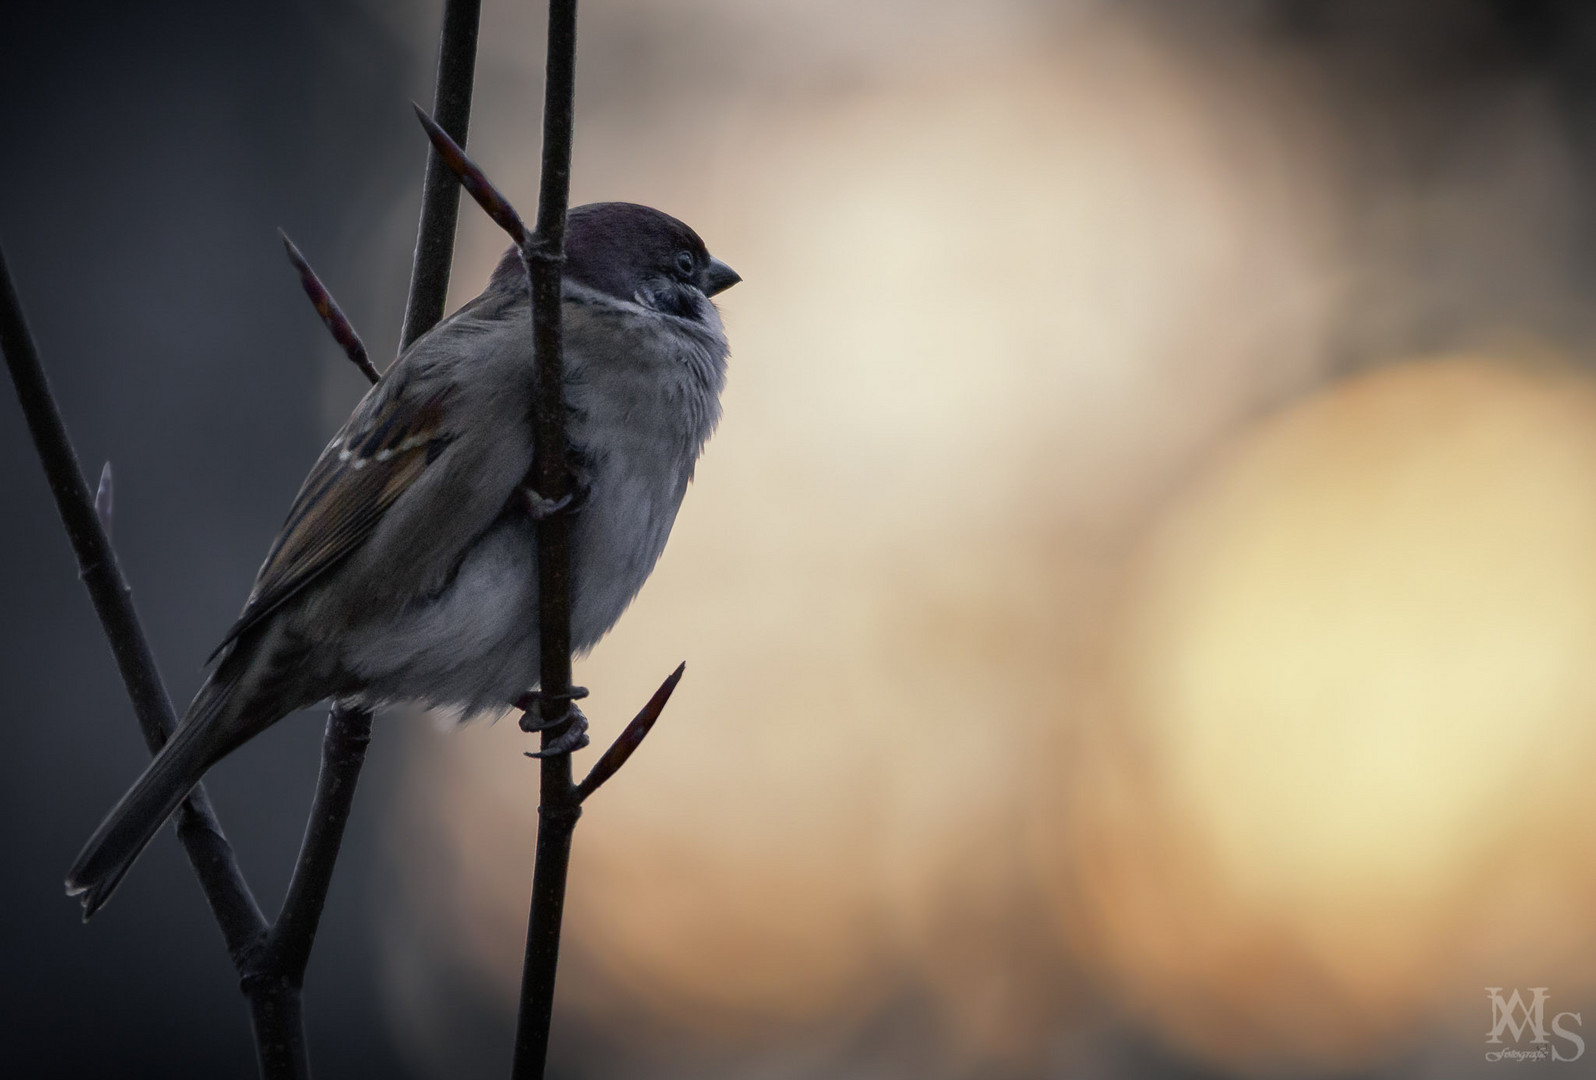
(567, 443, 691, 654)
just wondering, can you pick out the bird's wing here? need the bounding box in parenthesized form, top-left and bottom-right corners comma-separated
(209, 377, 457, 658)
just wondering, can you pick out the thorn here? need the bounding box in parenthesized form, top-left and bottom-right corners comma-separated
(412, 103, 531, 249)
(278, 230, 380, 386)
(94, 461, 113, 538)
(576, 662, 685, 801)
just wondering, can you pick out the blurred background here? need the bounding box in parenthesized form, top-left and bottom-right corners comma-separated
(5, 1, 1596, 1076)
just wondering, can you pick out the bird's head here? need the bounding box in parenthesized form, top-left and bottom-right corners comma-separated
(562, 202, 740, 319)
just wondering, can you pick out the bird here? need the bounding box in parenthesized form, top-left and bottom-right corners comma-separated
(66, 201, 740, 918)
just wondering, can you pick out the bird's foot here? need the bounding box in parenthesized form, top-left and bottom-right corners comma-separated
(520, 471, 590, 522)
(515, 686, 591, 757)
(522, 487, 573, 521)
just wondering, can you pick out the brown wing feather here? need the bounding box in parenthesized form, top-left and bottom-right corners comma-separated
(209, 381, 455, 659)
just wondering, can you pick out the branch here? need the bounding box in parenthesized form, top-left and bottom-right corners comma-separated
(0, 240, 270, 963)
(400, 0, 483, 353)
(523, 2, 587, 1074)
(249, 0, 486, 1027)
(259, 701, 373, 982)
(242, 0, 484, 1063)
(255, 240, 378, 994)
(415, 10, 688, 1075)
(3, 0, 483, 1076)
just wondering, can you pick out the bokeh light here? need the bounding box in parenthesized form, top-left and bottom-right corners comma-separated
(1058, 358, 1596, 1073)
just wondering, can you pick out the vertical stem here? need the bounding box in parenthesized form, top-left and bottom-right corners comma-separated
(245, 1, 483, 1072)
(512, 2, 580, 1078)
(512, 802, 579, 1078)
(400, 0, 484, 352)
(263, 703, 374, 982)
(246, 980, 309, 1080)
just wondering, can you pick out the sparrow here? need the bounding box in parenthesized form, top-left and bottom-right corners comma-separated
(66, 201, 740, 918)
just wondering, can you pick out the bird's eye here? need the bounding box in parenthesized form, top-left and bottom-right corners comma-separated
(674, 250, 695, 276)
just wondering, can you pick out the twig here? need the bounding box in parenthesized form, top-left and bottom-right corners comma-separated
(242, 239, 382, 1076)
(0, 240, 271, 966)
(401, 0, 483, 354)
(240, 0, 485, 1066)
(515, 4, 581, 1056)
(258, 702, 374, 983)
(417, 6, 688, 1074)
(3, 1, 482, 1076)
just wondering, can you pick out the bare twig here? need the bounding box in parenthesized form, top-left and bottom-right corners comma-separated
(259, 702, 374, 983)
(415, 9, 688, 1074)
(0, 240, 271, 965)
(239, 242, 382, 1076)
(3, 0, 482, 1076)
(514, 6, 585, 1064)
(401, 0, 483, 353)
(240, 0, 485, 1068)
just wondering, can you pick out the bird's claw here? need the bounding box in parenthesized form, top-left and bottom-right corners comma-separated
(520, 472, 590, 522)
(522, 487, 573, 521)
(516, 686, 591, 757)
(515, 685, 589, 725)
(527, 718, 589, 757)
(524, 706, 590, 757)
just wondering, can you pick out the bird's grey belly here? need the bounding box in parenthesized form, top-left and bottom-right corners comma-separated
(569, 460, 687, 652)
(341, 514, 541, 718)
(341, 457, 687, 720)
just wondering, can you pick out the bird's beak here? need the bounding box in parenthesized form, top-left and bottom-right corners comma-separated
(700, 256, 741, 297)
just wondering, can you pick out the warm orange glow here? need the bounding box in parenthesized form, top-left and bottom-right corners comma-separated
(1060, 359, 1596, 1072)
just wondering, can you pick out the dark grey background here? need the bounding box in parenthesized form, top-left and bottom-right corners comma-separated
(1, 2, 426, 1076)
(5, 2, 1596, 1077)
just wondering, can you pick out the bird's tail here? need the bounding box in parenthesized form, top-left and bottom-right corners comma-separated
(66, 672, 246, 920)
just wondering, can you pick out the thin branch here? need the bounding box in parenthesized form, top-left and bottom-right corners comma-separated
(0, 239, 270, 962)
(243, 0, 484, 1062)
(4, 0, 483, 1075)
(407, 84, 579, 1080)
(418, 9, 689, 1074)
(518, 3, 580, 1076)
(257, 239, 379, 991)
(400, 0, 483, 353)
(244, 0, 486, 1041)
(260, 701, 373, 982)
